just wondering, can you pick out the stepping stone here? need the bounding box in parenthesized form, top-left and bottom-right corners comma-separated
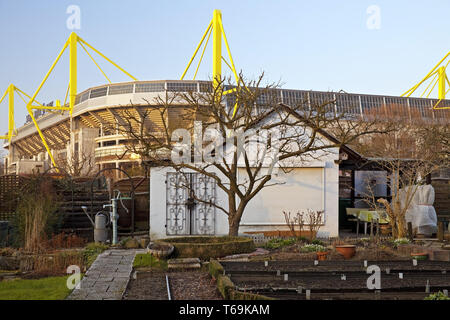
(167, 258, 201, 269)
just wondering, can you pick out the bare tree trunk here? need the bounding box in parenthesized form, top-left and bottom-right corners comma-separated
(228, 219, 240, 237)
(227, 192, 247, 236)
(228, 206, 245, 236)
(396, 214, 407, 238)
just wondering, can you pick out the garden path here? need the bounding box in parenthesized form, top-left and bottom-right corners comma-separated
(67, 249, 143, 300)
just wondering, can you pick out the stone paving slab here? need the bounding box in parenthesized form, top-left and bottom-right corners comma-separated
(67, 249, 138, 300)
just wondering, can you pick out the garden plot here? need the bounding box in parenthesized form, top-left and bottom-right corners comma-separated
(221, 260, 450, 300)
(123, 271, 222, 300)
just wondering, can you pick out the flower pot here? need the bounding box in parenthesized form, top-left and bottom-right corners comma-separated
(335, 245, 356, 259)
(411, 252, 428, 261)
(147, 242, 174, 259)
(316, 251, 329, 261)
(379, 225, 391, 235)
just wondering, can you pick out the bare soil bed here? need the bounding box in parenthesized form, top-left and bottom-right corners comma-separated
(222, 260, 450, 273)
(221, 260, 450, 300)
(250, 246, 408, 262)
(123, 270, 222, 300)
(123, 271, 168, 300)
(169, 271, 222, 300)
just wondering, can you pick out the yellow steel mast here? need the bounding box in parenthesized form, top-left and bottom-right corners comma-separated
(26, 32, 137, 167)
(402, 52, 450, 109)
(0, 84, 43, 143)
(212, 10, 222, 90)
(181, 9, 240, 114)
(0, 84, 15, 143)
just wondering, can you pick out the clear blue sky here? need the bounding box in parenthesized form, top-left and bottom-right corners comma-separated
(0, 0, 449, 134)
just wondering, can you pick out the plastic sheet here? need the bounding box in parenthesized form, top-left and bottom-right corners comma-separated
(402, 184, 437, 236)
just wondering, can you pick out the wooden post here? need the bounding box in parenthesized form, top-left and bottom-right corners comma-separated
(370, 219, 374, 238)
(356, 216, 360, 237)
(407, 222, 413, 241)
(437, 221, 444, 242)
(375, 218, 380, 240)
(350, 170, 355, 208)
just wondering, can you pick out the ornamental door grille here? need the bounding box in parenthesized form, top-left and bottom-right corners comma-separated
(166, 172, 216, 235)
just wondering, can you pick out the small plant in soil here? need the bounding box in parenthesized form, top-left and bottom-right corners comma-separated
(310, 239, 325, 246)
(263, 238, 298, 250)
(82, 242, 109, 267)
(300, 244, 328, 253)
(133, 253, 167, 270)
(392, 238, 411, 248)
(424, 291, 450, 300)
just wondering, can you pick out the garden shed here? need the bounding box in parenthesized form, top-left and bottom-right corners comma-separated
(148, 125, 345, 239)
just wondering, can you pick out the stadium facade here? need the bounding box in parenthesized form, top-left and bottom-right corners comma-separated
(4, 79, 449, 176)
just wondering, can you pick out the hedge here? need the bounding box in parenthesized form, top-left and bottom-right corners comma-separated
(160, 236, 255, 260)
(209, 259, 275, 300)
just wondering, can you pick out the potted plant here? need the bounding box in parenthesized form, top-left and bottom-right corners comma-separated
(316, 250, 329, 261)
(300, 244, 329, 260)
(379, 224, 391, 235)
(334, 244, 356, 259)
(411, 252, 428, 260)
(147, 242, 174, 259)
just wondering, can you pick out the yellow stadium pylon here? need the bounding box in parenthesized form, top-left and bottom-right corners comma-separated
(0, 84, 44, 143)
(181, 9, 241, 116)
(26, 32, 138, 167)
(402, 52, 450, 109)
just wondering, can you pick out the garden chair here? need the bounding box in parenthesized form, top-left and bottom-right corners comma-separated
(358, 210, 389, 237)
(345, 208, 370, 237)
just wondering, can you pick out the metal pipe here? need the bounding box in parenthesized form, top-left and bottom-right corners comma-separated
(166, 275, 172, 300)
(112, 199, 118, 245)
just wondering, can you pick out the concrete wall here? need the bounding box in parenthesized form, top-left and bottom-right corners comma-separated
(15, 159, 47, 175)
(66, 127, 99, 175)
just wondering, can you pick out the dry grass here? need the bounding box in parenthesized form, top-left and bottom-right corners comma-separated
(14, 178, 59, 254)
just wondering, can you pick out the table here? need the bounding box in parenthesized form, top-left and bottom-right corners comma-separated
(346, 208, 389, 236)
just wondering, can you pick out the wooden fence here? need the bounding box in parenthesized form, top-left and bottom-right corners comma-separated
(0, 174, 26, 221)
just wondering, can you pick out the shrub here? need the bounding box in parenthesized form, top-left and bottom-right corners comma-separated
(208, 259, 225, 279)
(217, 274, 234, 298)
(19, 250, 86, 275)
(44, 233, 87, 250)
(209, 259, 275, 300)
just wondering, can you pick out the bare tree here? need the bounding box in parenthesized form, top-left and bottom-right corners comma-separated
(55, 150, 96, 177)
(106, 74, 392, 236)
(354, 106, 448, 238)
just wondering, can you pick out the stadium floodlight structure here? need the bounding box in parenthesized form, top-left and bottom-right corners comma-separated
(402, 51, 450, 109)
(0, 84, 44, 143)
(25, 32, 138, 167)
(180, 9, 241, 115)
